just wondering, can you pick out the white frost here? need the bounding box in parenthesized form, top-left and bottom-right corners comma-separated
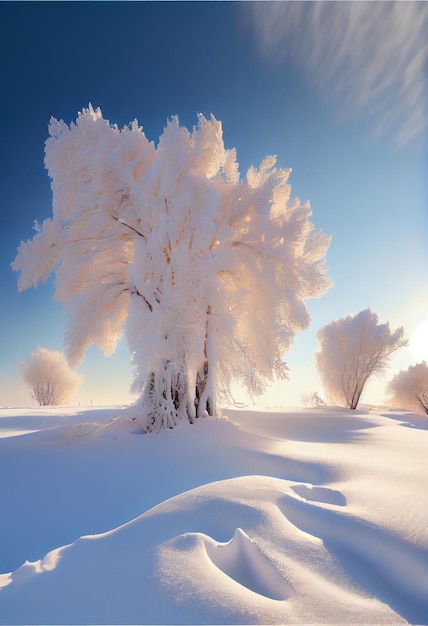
(13, 107, 331, 430)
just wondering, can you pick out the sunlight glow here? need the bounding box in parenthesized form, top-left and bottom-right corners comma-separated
(409, 317, 428, 362)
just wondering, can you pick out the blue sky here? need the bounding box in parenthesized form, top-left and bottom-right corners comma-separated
(1, 1, 427, 407)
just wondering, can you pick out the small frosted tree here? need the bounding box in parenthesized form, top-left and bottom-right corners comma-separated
(13, 105, 331, 431)
(21, 347, 83, 406)
(387, 361, 428, 415)
(316, 309, 406, 409)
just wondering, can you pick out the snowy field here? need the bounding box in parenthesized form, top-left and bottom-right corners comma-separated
(0, 404, 427, 625)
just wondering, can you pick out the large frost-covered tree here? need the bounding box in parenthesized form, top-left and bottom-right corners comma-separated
(21, 347, 83, 406)
(316, 309, 406, 409)
(387, 361, 428, 415)
(13, 105, 331, 431)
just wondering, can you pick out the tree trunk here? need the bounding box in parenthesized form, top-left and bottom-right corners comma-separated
(142, 360, 196, 432)
(141, 309, 217, 431)
(195, 307, 216, 418)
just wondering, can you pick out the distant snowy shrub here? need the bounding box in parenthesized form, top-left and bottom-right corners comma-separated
(301, 390, 337, 408)
(387, 361, 428, 415)
(21, 347, 83, 406)
(13, 105, 331, 431)
(316, 309, 406, 409)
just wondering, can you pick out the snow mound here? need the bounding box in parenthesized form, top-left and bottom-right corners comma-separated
(204, 527, 293, 600)
(0, 405, 427, 624)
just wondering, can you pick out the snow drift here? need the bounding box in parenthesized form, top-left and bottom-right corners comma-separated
(0, 405, 427, 624)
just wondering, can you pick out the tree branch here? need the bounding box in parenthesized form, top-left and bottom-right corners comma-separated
(112, 215, 146, 240)
(130, 285, 153, 312)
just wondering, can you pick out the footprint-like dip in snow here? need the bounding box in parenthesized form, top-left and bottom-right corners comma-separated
(204, 528, 292, 601)
(291, 484, 346, 506)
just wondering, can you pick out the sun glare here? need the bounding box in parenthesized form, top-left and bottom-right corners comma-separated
(409, 317, 428, 362)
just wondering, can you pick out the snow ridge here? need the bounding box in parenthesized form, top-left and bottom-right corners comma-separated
(0, 405, 427, 624)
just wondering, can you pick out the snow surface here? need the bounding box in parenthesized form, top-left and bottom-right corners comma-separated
(0, 404, 427, 624)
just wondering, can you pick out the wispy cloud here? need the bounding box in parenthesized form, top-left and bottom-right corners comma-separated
(245, 1, 427, 147)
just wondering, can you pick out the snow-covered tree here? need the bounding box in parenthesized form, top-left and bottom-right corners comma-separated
(21, 347, 83, 406)
(387, 361, 428, 415)
(316, 309, 406, 409)
(13, 105, 331, 431)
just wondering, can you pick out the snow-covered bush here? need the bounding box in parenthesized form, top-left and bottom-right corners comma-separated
(13, 105, 331, 431)
(316, 309, 406, 409)
(21, 347, 83, 406)
(301, 390, 338, 408)
(387, 361, 428, 415)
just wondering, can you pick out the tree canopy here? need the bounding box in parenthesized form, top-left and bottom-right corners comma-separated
(387, 361, 428, 415)
(13, 106, 331, 430)
(21, 347, 82, 406)
(316, 309, 406, 409)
